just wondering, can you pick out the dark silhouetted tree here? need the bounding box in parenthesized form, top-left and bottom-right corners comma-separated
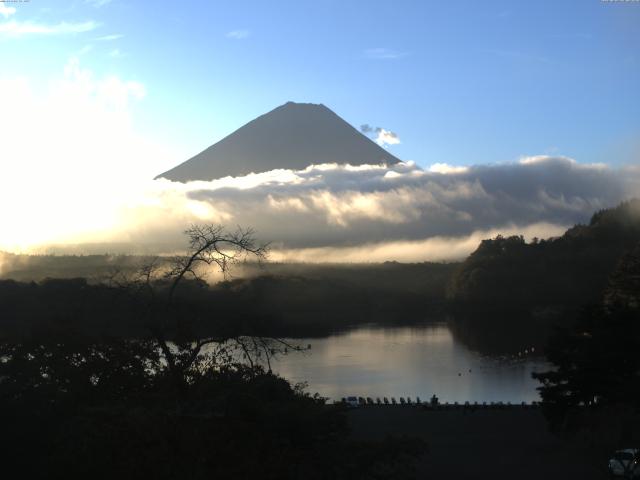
(533, 243, 640, 435)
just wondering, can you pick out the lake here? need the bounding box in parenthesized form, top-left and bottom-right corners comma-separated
(269, 323, 548, 403)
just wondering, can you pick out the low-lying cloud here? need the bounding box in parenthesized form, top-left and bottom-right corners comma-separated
(175, 157, 638, 255)
(8, 156, 635, 263)
(268, 223, 567, 263)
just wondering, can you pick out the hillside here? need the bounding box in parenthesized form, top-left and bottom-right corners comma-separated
(448, 199, 640, 308)
(446, 199, 640, 352)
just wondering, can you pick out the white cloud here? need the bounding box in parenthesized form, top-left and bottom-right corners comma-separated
(428, 163, 469, 174)
(269, 223, 568, 263)
(360, 124, 400, 147)
(374, 128, 400, 147)
(6, 155, 638, 262)
(95, 33, 123, 41)
(364, 48, 408, 60)
(162, 157, 637, 256)
(0, 4, 16, 18)
(0, 20, 99, 36)
(2, 151, 639, 260)
(519, 155, 573, 165)
(109, 48, 123, 58)
(226, 29, 250, 39)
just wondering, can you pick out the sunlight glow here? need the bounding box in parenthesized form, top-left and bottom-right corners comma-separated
(0, 58, 177, 250)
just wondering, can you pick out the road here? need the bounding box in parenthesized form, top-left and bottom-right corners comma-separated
(348, 406, 607, 479)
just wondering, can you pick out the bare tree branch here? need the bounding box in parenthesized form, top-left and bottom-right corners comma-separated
(107, 224, 307, 392)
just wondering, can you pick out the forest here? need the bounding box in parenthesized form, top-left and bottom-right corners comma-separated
(2, 199, 638, 351)
(446, 199, 640, 352)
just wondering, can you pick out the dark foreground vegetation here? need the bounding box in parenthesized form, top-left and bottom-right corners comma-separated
(0, 200, 638, 477)
(0, 350, 425, 479)
(531, 242, 640, 455)
(0, 225, 426, 479)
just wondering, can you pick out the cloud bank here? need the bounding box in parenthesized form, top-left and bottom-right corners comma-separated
(12, 157, 634, 263)
(159, 157, 638, 258)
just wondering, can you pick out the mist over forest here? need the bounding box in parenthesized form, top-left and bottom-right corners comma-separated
(3, 199, 638, 353)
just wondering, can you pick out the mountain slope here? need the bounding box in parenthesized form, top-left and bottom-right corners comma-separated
(156, 102, 401, 182)
(448, 199, 640, 308)
(445, 199, 640, 353)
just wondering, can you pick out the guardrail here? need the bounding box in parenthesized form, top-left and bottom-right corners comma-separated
(337, 397, 542, 409)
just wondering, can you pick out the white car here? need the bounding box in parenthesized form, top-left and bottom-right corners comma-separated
(345, 396, 359, 408)
(608, 449, 640, 478)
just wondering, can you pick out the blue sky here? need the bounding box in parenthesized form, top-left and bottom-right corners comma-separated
(1, 0, 639, 172)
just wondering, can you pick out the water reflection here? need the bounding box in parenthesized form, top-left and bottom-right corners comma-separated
(270, 323, 548, 403)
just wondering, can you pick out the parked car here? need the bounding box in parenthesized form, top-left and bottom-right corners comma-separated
(345, 396, 359, 408)
(608, 449, 640, 478)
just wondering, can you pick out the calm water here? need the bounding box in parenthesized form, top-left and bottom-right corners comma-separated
(269, 323, 548, 403)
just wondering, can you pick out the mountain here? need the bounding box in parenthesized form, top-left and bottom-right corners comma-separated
(155, 102, 401, 182)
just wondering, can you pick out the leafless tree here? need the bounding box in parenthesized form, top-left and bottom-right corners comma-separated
(107, 224, 302, 392)
(165, 224, 267, 302)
